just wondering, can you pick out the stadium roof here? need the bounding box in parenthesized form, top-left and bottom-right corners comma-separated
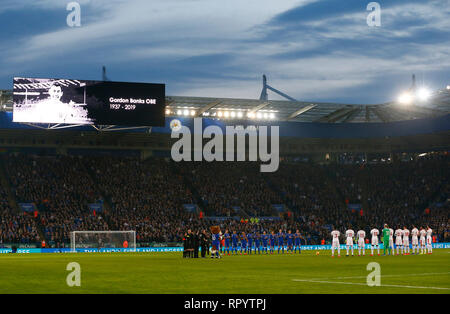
(166, 86, 450, 123)
(2, 86, 450, 124)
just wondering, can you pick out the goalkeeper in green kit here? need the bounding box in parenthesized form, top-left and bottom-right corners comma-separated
(382, 224, 391, 255)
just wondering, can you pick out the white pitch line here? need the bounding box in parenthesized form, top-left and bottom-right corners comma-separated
(292, 279, 450, 290)
(304, 272, 450, 281)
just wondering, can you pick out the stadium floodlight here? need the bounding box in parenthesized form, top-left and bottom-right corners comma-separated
(217, 111, 223, 117)
(70, 230, 136, 252)
(230, 111, 236, 118)
(447, 85, 450, 90)
(165, 109, 171, 115)
(177, 110, 182, 115)
(183, 109, 189, 116)
(416, 88, 431, 101)
(237, 111, 243, 118)
(398, 92, 413, 104)
(247, 112, 255, 119)
(190, 110, 196, 116)
(269, 113, 275, 119)
(224, 111, 229, 118)
(256, 112, 262, 119)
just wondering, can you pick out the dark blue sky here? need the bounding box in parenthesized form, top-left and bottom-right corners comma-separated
(1, 0, 449, 104)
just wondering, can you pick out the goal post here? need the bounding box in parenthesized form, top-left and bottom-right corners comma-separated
(70, 230, 136, 252)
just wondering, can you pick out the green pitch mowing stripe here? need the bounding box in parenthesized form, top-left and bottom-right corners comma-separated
(0, 250, 448, 294)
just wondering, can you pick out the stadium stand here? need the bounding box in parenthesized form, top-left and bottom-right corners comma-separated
(175, 161, 283, 217)
(1, 152, 448, 247)
(0, 185, 41, 245)
(4, 154, 106, 247)
(85, 156, 195, 243)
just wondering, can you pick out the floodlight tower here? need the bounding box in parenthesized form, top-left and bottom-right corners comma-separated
(397, 74, 421, 105)
(259, 74, 297, 101)
(102, 66, 110, 81)
(260, 75, 268, 101)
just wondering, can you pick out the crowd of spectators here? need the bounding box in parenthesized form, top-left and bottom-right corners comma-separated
(1, 152, 448, 246)
(0, 185, 40, 245)
(86, 157, 195, 243)
(175, 161, 283, 217)
(5, 154, 105, 246)
(325, 154, 449, 241)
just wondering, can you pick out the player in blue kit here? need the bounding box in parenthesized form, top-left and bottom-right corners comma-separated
(223, 229, 231, 255)
(294, 229, 303, 254)
(247, 232, 253, 254)
(286, 230, 294, 253)
(261, 231, 269, 254)
(254, 232, 261, 254)
(269, 231, 276, 254)
(240, 232, 248, 255)
(277, 229, 285, 254)
(231, 231, 239, 255)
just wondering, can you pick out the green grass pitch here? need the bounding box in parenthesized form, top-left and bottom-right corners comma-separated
(0, 249, 448, 294)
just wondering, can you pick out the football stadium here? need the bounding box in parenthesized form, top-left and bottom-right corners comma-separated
(0, 74, 449, 295)
(0, 0, 449, 303)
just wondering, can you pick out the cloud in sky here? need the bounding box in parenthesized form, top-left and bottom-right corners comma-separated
(0, 0, 449, 104)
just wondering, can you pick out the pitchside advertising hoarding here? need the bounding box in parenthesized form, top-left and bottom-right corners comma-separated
(1, 243, 449, 254)
(13, 77, 165, 126)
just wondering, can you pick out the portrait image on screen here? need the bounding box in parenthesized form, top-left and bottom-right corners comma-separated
(13, 77, 165, 126)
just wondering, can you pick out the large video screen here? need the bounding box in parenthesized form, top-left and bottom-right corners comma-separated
(13, 77, 165, 126)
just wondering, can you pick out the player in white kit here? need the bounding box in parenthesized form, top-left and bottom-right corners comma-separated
(331, 230, 341, 257)
(426, 226, 433, 254)
(345, 228, 355, 256)
(419, 227, 427, 254)
(402, 227, 410, 255)
(370, 228, 380, 256)
(411, 226, 419, 255)
(395, 228, 403, 255)
(357, 229, 366, 256)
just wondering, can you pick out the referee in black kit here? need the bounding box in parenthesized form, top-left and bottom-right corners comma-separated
(193, 231, 200, 258)
(200, 229, 209, 258)
(183, 229, 193, 258)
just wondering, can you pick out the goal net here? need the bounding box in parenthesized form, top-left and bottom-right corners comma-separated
(70, 231, 136, 252)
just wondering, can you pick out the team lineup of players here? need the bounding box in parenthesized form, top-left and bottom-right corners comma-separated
(211, 229, 305, 258)
(331, 225, 434, 257)
(208, 225, 434, 258)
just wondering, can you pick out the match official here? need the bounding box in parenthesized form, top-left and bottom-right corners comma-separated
(183, 229, 193, 258)
(200, 229, 209, 258)
(193, 231, 200, 258)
